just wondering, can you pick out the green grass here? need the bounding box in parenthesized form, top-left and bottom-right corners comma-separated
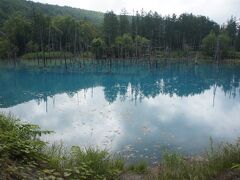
(21, 51, 74, 60)
(158, 139, 240, 179)
(126, 161, 148, 174)
(21, 51, 94, 60)
(45, 144, 125, 179)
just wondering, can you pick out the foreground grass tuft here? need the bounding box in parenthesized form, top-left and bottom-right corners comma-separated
(45, 144, 124, 179)
(158, 139, 240, 179)
(126, 161, 148, 174)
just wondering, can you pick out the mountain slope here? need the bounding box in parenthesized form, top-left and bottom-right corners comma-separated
(0, 0, 104, 25)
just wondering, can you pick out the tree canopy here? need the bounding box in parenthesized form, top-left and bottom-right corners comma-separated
(0, 0, 239, 60)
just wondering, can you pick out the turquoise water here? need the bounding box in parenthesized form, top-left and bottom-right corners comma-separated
(0, 61, 240, 164)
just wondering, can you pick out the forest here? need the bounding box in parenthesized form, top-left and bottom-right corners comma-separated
(0, 0, 240, 60)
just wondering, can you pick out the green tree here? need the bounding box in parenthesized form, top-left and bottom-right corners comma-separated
(0, 1, 233, 59)
(80, 21, 97, 52)
(26, 40, 39, 53)
(122, 33, 133, 58)
(31, 12, 50, 53)
(3, 13, 31, 56)
(0, 38, 12, 59)
(103, 11, 119, 46)
(115, 36, 123, 58)
(236, 25, 240, 51)
(226, 17, 237, 47)
(92, 37, 105, 59)
(135, 35, 150, 57)
(51, 16, 79, 52)
(202, 31, 230, 57)
(202, 31, 217, 56)
(219, 32, 231, 57)
(119, 9, 130, 35)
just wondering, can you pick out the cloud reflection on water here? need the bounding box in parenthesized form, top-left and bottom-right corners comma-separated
(0, 62, 240, 163)
(1, 84, 240, 162)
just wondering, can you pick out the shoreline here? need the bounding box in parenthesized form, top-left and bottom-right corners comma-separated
(1, 57, 240, 69)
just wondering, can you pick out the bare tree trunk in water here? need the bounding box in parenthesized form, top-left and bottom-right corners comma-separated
(74, 26, 77, 55)
(48, 24, 52, 64)
(40, 25, 46, 68)
(64, 46, 67, 70)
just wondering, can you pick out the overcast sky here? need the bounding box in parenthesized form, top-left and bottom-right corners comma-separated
(31, 0, 240, 24)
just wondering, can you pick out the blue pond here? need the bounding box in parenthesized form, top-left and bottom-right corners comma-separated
(0, 61, 240, 164)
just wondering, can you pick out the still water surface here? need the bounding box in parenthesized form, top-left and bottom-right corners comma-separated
(0, 61, 240, 164)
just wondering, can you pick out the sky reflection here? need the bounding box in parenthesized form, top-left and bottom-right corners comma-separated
(0, 63, 240, 163)
(1, 85, 240, 163)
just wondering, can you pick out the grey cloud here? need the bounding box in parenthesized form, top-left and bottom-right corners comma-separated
(32, 0, 240, 23)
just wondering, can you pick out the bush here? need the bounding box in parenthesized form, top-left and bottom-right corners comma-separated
(0, 113, 124, 179)
(0, 113, 53, 179)
(0, 113, 51, 161)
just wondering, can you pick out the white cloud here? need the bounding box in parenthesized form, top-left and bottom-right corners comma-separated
(1, 85, 240, 155)
(31, 0, 240, 23)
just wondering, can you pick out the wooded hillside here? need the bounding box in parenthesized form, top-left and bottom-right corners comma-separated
(0, 0, 104, 25)
(0, 0, 239, 60)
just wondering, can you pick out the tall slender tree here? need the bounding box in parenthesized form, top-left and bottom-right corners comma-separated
(119, 9, 130, 35)
(103, 11, 119, 46)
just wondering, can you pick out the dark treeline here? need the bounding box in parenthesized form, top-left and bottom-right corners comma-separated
(0, 0, 240, 60)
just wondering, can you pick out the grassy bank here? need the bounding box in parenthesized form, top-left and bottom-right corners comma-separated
(20, 50, 240, 60)
(0, 113, 125, 179)
(21, 52, 74, 60)
(21, 51, 94, 60)
(157, 141, 240, 179)
(0, 113, 240, 179)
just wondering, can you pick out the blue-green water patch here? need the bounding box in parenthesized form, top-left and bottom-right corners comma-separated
(0, 61, 240, 164)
